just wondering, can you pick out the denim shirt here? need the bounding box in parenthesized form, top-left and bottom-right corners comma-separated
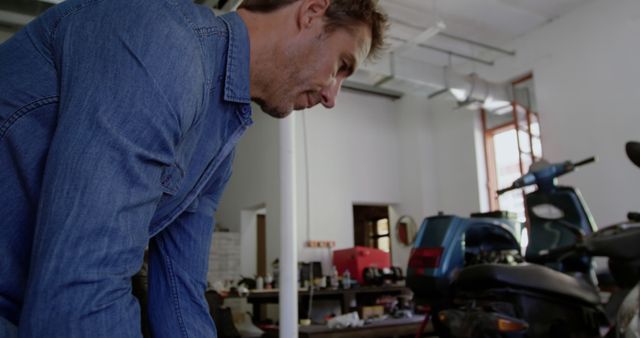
(0, 0, 252, 336)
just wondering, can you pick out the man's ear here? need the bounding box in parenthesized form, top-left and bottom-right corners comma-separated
(297, 0, 330, 30)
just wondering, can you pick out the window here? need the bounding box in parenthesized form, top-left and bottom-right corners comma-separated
(373, 218, 391, 253)
(353, 205, 391, 254)
(483, 74, 542, 223)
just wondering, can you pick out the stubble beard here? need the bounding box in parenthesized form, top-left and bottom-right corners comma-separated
(256, 43, 312, 119)
(254, 66, 298, 118)
(255, 97, 292, 119)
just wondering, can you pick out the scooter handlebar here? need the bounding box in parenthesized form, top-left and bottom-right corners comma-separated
(497, 173, 536, 196)
(573, 156, 597, 168)
(498, 157, 595, 196)
(496, 186, 516, 195)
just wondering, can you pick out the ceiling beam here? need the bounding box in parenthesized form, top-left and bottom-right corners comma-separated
(387, 36, 495, 66)
(388, 17, 516, 57)
(343, 80, 404, 99)
(438, 32, 516, 56)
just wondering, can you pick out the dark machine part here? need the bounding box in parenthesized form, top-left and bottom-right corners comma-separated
(432, 142, 640, 338)
(363, 267, 383, 285)
(626, 141, 640, 168)
(463, 223, 523, 267)
(363, 266, 404, 285)
(445, 218, 640, 337)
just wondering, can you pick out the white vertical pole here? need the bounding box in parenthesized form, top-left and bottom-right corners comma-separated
(279, 115, 298, 337)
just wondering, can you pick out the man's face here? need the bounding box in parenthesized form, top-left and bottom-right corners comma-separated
(256, 22, 372, 118)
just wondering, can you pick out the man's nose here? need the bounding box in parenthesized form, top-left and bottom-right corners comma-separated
(320, 78, 342, 109)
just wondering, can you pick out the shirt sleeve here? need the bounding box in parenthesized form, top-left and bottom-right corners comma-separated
(18, 2, 204, 337)
(147, 152, 235, 338)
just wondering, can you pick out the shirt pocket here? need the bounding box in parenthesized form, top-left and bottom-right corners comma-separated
(160, 162, 184, 196)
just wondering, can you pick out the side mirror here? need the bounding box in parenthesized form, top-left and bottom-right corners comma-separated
(396, 215, 418, 246)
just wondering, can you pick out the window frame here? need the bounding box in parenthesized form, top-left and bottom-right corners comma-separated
(482, 73, 543, 221)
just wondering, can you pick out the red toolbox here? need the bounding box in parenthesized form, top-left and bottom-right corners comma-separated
(333, 246, 391, 284)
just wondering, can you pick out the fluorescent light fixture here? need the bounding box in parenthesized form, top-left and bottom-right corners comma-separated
(449, 88, 468, 102)
(39, 0, 65, 4)
(490, 104, 514, 115)
(483, 96, 512, 114)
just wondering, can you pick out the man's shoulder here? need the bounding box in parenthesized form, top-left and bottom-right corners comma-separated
(51, 0, 207, 49)
(61, 0, 214, 127)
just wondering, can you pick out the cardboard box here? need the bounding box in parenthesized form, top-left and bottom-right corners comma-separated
(333, 246, 390, 284)
(359, 305, 385, 320)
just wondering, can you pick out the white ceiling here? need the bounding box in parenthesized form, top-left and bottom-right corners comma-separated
(340, 0, 596, 98)
(379, 0, 595, 67)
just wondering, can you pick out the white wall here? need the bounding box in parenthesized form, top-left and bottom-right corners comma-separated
(428, 99, 486, 216)
(219, 90, 453, 276)
(217, 88, 488, 276)
(296, 90, 403, 271)
(471, 0, 640, 226)
(296, 91, 451, 269)
(392, 94, 440, 266)
(292, 91, 487, 270)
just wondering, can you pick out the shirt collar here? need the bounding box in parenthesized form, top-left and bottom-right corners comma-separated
(219, 12, 252, 104)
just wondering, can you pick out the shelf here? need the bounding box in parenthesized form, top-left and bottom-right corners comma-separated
(244, 284, 410, 322)
(263, 315, 432, 338)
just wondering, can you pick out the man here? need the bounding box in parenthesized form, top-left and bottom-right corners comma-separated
(0, 0, 386, 336)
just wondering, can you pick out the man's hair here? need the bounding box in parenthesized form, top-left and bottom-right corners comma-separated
(238, 0, 388, 59)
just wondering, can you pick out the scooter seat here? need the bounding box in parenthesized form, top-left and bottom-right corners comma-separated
(455, 263, 601, 305)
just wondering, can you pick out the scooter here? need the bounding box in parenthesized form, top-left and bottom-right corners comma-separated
(407, 155, 600, 306)
(497, 156, 599, 282)
(407, 158, 598, 334)
(434, 142, 640, 338)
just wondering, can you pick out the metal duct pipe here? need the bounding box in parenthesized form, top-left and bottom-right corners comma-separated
(443, 68, 512, 106)
(360, 54, 512, 109)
